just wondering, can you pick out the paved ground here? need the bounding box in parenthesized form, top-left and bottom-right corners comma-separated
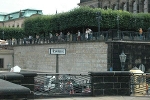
(35, 96, 150, 100)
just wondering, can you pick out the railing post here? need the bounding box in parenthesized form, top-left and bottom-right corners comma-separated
(148, 27, 150, 40)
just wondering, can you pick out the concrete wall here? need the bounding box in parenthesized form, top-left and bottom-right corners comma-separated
(0, 49, 13, 68)
(13, 42, 108, 73)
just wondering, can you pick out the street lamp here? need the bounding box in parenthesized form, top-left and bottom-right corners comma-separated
(96, 12, 101, 39)
(119, 51, 126, 71)
(117, 15, 120, 38)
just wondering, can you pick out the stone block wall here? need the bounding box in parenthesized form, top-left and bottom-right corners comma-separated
(13, 42, 108, 73)
(90, 71, 131, 96)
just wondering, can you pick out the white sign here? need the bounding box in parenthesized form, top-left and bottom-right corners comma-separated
(49, 48, 66, 55)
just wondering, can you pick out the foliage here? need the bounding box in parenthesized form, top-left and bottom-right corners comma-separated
(0, 27, 24, 39)
(2, 6, 150, 39)
(24, 6, 150, 35)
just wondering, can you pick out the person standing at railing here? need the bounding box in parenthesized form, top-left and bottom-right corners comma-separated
(49, 32, 53, 43)
(12, 38, 16, 45)
(85, 28, 89, 40)
(23, 37, 27, 45)
(59, 32, 64, 41)
(36, 35, 39, 44)
(67, 31, 73, 42)
(29, 35, 33, 44)
(67, 32, 70, 41)
(55, 33, 59, 42)
(88, 28, 93, 40)
(139, 28, 143, 40)
(146, 83, 149, 94)
(77, 30, 81, 41)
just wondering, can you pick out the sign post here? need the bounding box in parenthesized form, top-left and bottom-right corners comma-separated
(49, 48, 66, 89)
(49, 48, 66, 73)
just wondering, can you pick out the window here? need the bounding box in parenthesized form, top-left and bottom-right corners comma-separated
(0, 58, 4, 68)
(144, 0, 148, 13)
(133, 1, 137, 13)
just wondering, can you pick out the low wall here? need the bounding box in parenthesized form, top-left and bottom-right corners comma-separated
(90, 71, 131, 96)
(0, 72, 36, 99)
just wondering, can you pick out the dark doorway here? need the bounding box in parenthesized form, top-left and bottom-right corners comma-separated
(0, 58, 4, 68)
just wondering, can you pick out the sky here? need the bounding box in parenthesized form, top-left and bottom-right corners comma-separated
(0, 0, 80, 15)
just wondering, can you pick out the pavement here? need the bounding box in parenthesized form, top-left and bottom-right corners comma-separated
(34, 96, 150, 100)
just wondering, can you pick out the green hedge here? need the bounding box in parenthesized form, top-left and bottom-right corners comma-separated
(1, 6, 150, 39)
(0, 27, 24, 39)
(24, 7, 150, 36)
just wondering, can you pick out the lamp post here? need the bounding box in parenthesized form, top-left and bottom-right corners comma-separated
(96, 12, 101, 39)
(119, 51, 126, 71)
(117, 15, 120, 38)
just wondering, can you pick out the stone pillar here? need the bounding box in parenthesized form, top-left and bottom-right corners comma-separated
(19, 72, 37, 99)
(90, 71, 131, 96)
(148, 0, 150, 13)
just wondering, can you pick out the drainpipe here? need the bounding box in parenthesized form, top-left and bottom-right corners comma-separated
(12, 53, 14, 67)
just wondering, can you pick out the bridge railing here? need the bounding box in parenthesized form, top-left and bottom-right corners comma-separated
(33, 72, 150, 98)
(1, 30, 150, 46)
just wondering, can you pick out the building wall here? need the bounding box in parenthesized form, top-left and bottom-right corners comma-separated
(79, 0, 150, 13)
(0, 23, 3, 27)
(0, 49, 14, 69)
(13, 42, 108, 73)
(4, 18, 24, 28)
(0, 9, 43, 28)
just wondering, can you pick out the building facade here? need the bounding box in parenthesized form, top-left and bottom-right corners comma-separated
(0, 9, 43, 69)
(0, 9, 43, 28)
(78, 0, 150, 13)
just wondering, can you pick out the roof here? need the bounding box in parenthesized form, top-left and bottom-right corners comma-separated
(8, 8, 42, 15)
(0, 9, 43, 21)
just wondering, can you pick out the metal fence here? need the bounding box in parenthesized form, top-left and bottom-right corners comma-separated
(130, 73, 150, 96)
(33, 72, 150, 98)
(34, 73, 91, 97)
(2, 30, 150, 46)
